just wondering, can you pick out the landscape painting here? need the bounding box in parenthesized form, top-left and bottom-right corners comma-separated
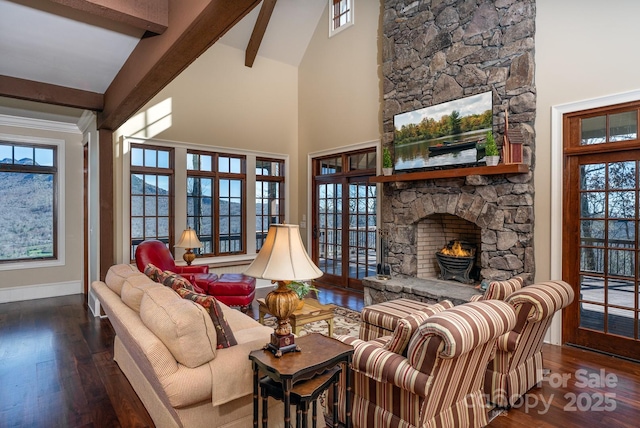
(393, 91, 493, 171)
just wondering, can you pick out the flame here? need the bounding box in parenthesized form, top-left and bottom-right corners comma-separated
(440, 241, 471, 257)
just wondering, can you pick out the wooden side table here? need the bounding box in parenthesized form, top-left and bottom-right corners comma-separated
(249, 333, 354, 428)
(258, 298, 335, 337)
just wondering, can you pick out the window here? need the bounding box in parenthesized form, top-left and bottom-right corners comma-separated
(187, 151, 246, 256)
(130, 145, 173, 260)
(0, 142, 57, 262)
(329, 0, 353, 37)
(256, 158, 285, 251)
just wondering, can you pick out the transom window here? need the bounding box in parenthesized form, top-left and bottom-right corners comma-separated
(0, 142, 57, 262)
(187, 151, 246, 256)
(130, 145, 173, 259)
(256, 158, 285, 251)
(329, 0, 354, 37)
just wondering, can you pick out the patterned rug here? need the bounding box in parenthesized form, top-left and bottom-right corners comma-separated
(262, 306, 361, 338)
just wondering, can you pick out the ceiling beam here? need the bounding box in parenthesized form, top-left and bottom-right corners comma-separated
(47, 0, 168, 34)
(98, 0, 261, 130)
(245, 0, 277, 68)
(0, 75, 103, 111)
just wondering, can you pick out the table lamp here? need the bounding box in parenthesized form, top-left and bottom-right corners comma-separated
(175, 227, 202, 266)
(244, 224, 323, 357)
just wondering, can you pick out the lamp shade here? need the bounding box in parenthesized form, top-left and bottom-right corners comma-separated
(175, 227, 202, 249)
(244, 224, 322, 281)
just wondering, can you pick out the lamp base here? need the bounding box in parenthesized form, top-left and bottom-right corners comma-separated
(182, 249, 195, 266)
(264, 332, 300, 357)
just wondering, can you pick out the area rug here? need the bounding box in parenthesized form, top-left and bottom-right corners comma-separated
(262, 306, 361, 339)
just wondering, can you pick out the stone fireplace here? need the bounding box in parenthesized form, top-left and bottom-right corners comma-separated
(378, 0, 537, 287)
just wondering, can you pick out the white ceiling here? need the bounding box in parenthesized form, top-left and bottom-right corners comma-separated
(0, 0, 326, 122)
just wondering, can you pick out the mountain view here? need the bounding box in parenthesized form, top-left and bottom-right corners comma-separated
(0, 160, 54, 260)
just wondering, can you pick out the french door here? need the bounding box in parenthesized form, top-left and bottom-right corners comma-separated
(563, 102, 640, 360)
(311, 149, 377, 290)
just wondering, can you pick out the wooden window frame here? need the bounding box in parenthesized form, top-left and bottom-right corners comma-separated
(187, 150, 246, 257)
(130, 144, 174, 261)
(256, 157, 285, 252)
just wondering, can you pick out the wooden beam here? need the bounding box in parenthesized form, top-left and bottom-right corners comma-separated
(47, 0, 168, 34)
(0, 75, 103, 111)
(245, 0, 277, 67)
(98, 128, 114, 281)
(98, 0, 261, 130)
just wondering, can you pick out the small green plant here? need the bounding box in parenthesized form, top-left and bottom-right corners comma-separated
(484, 131, 499, 156)
(287, 281, 319, 299)
(382, 147, 393, 168)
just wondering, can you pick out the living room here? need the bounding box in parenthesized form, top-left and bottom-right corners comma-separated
(1, 0, 640, 427)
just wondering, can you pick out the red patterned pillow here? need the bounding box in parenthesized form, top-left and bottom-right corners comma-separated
(162, 271, 195, 292)
(144, 263, 168, 283)
(175, 288, 237, 349)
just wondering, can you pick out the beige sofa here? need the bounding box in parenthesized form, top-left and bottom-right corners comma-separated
(92, 264, 283, 428)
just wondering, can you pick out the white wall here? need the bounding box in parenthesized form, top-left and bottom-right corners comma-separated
(298, 0, 382, 241)
(535, 0, 640, 282)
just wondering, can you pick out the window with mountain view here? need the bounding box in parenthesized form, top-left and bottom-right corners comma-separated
(187, 151, 246, 256)
(256, 158, 284, 251)
(0, 142, 57, 262)
(130, 145, 173, 260)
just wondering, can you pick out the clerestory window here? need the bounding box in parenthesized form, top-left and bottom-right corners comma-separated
(329, 0, 354, 37)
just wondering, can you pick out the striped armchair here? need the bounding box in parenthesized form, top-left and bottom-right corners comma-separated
(484, 280, 574, 407)
(336, 300, 516, 428)
(470, 277, 523, 302)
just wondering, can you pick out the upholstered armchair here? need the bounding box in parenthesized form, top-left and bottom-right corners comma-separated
(336, 300, 517, 428)
(484, 280, 574, 407)
(134, 239, 210, 284)
(470, 276, 524, 302)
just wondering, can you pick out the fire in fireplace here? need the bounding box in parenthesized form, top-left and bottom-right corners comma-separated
(435, 241, 477, 284)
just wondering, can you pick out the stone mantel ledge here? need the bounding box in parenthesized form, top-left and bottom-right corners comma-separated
(363, 275, 482, 307)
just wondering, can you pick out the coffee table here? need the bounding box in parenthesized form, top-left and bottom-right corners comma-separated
(258, 298, 336, 337)
(249, 333, 354, 428)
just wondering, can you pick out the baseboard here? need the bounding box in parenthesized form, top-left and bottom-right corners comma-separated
(0, 280, 82, 304)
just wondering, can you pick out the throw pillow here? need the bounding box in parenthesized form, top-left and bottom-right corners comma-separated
(175, 287, 238, 349)
(144, 263, 167, 283)
(383, 301, 453, 356)
(162, 271, 195, 292)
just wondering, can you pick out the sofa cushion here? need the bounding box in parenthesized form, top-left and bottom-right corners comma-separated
(383, 300, 454, 355)
(175, 288, 237, 349)
(121, 274, 161, 312)
(104, 264, 140, 296)
(139, 286, 217, 368)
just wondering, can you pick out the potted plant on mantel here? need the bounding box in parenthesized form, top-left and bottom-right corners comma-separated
(382, 147, 393, 176)
(484, 131, 500, 166)
(287, 280, 320, 310)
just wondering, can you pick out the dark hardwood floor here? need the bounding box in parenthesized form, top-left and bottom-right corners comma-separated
(0, 284, 638, 427)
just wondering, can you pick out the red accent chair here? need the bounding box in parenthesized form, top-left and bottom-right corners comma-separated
(134, 239, 256, 312)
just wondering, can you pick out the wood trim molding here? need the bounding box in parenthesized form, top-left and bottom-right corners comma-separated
(98, 128, 114, 280)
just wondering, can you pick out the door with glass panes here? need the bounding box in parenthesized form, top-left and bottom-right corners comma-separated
(312, 149, 377, 290)
(563, 103, 640, 360)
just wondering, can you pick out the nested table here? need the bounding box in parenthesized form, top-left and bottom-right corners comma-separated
(258, 298, 336, 337)
(249, 333, 354, 428)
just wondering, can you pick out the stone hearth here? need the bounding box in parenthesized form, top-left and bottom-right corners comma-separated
(380, 0, 536, 285)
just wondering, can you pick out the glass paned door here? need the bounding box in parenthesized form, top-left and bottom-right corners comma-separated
(565, 151, 640, 360)
(578, 160, 639, 340)
(312, 149, 377, 290)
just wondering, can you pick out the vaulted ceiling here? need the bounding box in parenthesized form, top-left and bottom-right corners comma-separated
(0, 0, 325, 129)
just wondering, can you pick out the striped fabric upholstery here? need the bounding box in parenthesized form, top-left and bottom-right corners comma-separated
(469, 276, 524, 302)
(334, 301, 516, 428)
(384, 301, 454, 355)
(360, 298, 452, 341)
(485, 280, 574, 407)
